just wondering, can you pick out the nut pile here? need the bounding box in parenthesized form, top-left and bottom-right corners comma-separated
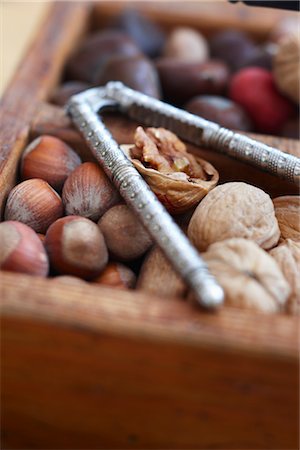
(1, 9, 299, 315)
(51, 9, 299, 138)
(1, 124, 299, 315)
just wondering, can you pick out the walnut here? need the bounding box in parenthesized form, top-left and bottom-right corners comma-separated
(273, 195, 300, 243)
(270, 239, 300, 315)
(188, 182, 280, 251)
(273, 33, 300, 103)
(202, 238, 290, 313)
(122, 126, 218, 214)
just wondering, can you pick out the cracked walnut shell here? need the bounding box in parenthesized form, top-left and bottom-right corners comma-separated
(270, 239, 300, 315)
(203, 238, 290, 313)
(188, 182, 280, 251)
(122, 126, 218, 214)
(273, 195, 300, 242)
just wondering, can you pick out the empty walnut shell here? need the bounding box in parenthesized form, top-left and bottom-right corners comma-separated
(203, 238, 290, 313)
(273, 195, 300, 242)
(121, 127, 218, 214)
(273, 33, 300, 103)
(188, 182, 280, 251)
(270, 239, 300, 315)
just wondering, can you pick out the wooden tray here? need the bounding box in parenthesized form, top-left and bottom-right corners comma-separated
(1, 2, 299, 449)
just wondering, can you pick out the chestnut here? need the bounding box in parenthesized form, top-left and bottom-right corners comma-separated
(185, 95, 252, 131)
(110, 8, 165, 58)
(156, 58, 230, 104)
(96, 54, 161, 99)
(50, 81, 91, 106)
(66, 30, 141, 83)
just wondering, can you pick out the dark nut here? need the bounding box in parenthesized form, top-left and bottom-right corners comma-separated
(62, 162, 120, 221)
(45, 216, 108, 279)
(110, 8, 165, 58)
(97, 54, 161, 99)
(20, 135, 81, 192)
(98, 204, 152, 261)
(66, 30, 141, 83)
(185, 95, 252, 131)
(4, 179, 64, 234)
(209, 30, 257, 71)
(0, 221, 49, 276)
(156, 58, 230, 104)
(50, 81, 91, 106)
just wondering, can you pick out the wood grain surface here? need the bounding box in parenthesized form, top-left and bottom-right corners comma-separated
(1, 2, 299, 449)
(1, 271, 299, 449)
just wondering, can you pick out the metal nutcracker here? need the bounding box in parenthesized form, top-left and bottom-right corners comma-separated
(66, 82, 300, 309)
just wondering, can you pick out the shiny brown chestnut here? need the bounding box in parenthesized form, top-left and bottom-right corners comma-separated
(156, 58, 230, 104)
(66, 30, 141, 83)
(96, 54, 161, 99)
(185, 95, 253, 131)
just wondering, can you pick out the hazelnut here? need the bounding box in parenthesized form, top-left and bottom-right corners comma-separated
(98, 204, 152, 261)
(4, 179, 64, 234)
(21, 135, 81, 192)
(37, 233, 46, 244)
(163, 27, 209, 63)
(45, 216, 108, 279)
(62, 162, 120, 221)
(92, 262, 136, 289)
(0, 221, 49, 276)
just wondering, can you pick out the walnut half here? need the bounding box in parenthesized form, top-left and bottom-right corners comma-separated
(122, 126, 219, 214)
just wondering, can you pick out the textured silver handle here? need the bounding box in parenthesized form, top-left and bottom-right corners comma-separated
(67, 95, 224, 309)
(105, 82, 300, 185)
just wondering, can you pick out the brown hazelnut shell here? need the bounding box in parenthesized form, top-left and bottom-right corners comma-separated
(45, 216, 108, 279)
(21, 135, 81, 192)
(0, 221, 49, 276)
(4, 179, 64, 234)
(62, 162, 120, 221)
